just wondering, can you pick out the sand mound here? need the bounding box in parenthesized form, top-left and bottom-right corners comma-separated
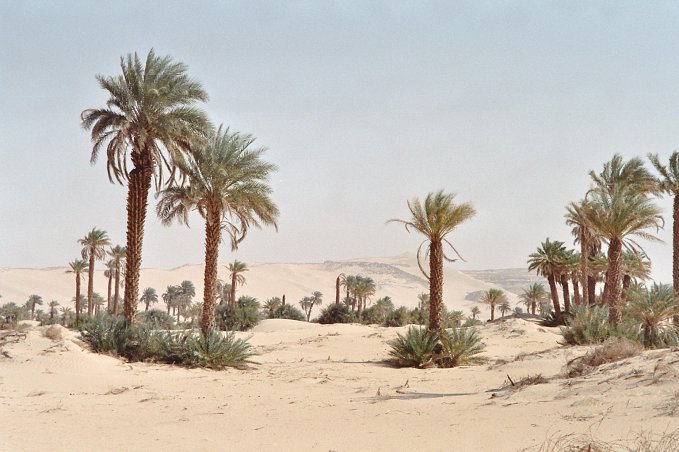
(251, 318, 318, 332)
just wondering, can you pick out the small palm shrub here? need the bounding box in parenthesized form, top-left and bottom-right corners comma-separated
(79, 315, 131, 354)
(137, 310, 175, 330)
(385, 306, 411, 327)
(359, 305, 383, 324)
(387, 326, 486, 368)
(388, 327, 439, 367)
(181, 330, 254, 369)
(270, 304, 306, 321)
(561, 305, 612, 345)
(437, 327, 486, 367)
(318, 304, 354, 324)
(216, 297, 262, 331)
(626, 283, 679, 348)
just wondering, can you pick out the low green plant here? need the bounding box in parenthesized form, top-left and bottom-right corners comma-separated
(387, 327, 438, 367)
(137, 309, 175, 330)
(270, 304, 306, 321)
(79, 315, 130, 354)
(561, 304, 612, 345)
(437, 327, 486, 367)
(216, 296, 262, 331)
(318, 304, 354, 324)
(385, 306, 411, 327)
(387, 326, 486, 368)
(181, 330, 254, 369)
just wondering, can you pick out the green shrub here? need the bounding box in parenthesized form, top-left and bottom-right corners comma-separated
(216, 296, 262, 331)
(79, 315, 130, 354)
(408, 307, 428, 325)
(270, 304, 306, 321)
(561, 305, 612, 345)
(0, 303, 27, 328)
(385, 306, 411, 327)
(387, 327, 439, 367)
(437, 327, 486, 367)
(137, 310, 175, 329)
(462, 318, 482, 327)
(318, 304, 354, 324)
(181, 330, 254, 369)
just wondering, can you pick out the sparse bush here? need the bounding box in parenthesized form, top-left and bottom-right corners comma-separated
(270, 304, 306, 321)
(462, 317, 482, 327)
(137, 310, 175, 330)
(43, 325, 63, 341)
(318, 304, 354, 324)
(566, 337, 643, 378)
(385, 306, 411, 327)
(387, 326, 486, 368)
(216, 296, 261, 331)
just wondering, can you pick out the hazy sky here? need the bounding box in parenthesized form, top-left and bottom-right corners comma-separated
(2, 1, 679, 281)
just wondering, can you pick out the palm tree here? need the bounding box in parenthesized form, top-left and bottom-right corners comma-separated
(354, 276, 375, 315)
(175, 280, 196, 324)
(67, 259, 88, 323)
(156, 127, 278, 334)
(227, 260, 248, 314)
(448, 310, 465, 327)
(78, 228, 110, 316)
(299, 291, 323, 322)
(335, 273, 344, 304)
(81, 49, 211, 325)
(519, 283, 548, 315)
(627, 283, 679, 347)
(498, 299, 511, 318)
(648, 152, 679, 305)
(528, 239, 567, 318)
(621, 251, 652, 299)
(388, 191, 476, 331)
(470, 306, 481, 320)
(48, 300, 59, 321)
(93, 293, 105, 316)
(106, 245, 127, 315)
(263, 297, 281, 318)
(583, 185, 663, 325)
(26, 295, 43, 319)
(417, 292, 430, 311)
(104, 259, 116, 313)
(140, 287, 158, 312)
(163, 285, 181, 315)
(479, 288, 507, 321)
(60, 307, 73, 326)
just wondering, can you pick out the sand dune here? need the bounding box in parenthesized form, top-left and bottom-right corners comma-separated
(0, 253, 517, 319)
(2, 319, 678, 451)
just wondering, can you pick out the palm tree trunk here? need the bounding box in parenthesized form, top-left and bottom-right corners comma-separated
(604, 238, 624, 326)
(531, 302, 536, 315)
(75, 276, 81, 323)
(547, 274, 561, 317)
(123, 164, 152, 325)
(31, 303, 36, 319)
(428, 240, 444, 331)
(145, 301, 149, 312)
(621, 274, 631, 302)
(587, 276, 597, 305)
(490, 304, 495, 321)
(282, 294, 285, 306)
(560, 274, 571, 315)
(201, 207, 221, 335)
(107, 273, 113, 313)
(87, 254, 95, 317)
(335, 276, 340, 304)
(230, 273, 237, 313)
(572, 276, 581, 306)
(580, 233, 588, 305)
(674, 195, 679, 325)
(113, 266, 121, 315)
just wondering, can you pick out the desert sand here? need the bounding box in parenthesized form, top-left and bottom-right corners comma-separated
(2, 318, 679, 451)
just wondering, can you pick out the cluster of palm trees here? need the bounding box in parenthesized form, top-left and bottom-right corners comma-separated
(478, 288, 509, 321)
(529, 153, 679, 326)
(299, 291, 323, 322)
(82, 50, 279, 335)
(338, 274, 376, 315)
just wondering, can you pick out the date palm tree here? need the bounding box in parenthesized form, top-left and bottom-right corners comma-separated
(163, 285, 180, 315)
(354, 276, 376, 315)
(67, 259, 88, 323)
(417, 292, 430, 311)
(227, 260, 249, 314)
(104, 259, 116, 313)
(388, 191, 476, 331)
(520, 283, 548, 315)
(140, 287, 158, 312)
(479, 288, 506, 321)
(81, 49, 210, 325)
(107, 245, 127, 315)
(26, 295, 43, 319)
(156, 126, 278, 334)
(470, 306, 481, 320)
(498, 299, 511, 318)
(263, 297, 281, 318)
(528, 239, 567, 318)
(335, 273, 344, 304)
(299, 291, 323, 322)
(79, 228, 110, 316)
(627, 283, 679, 347)
(48, 300, 59, 321)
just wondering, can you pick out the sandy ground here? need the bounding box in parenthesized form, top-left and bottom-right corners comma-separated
(2, 318, 679, 451)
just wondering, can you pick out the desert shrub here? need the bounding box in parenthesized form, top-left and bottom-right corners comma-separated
(318, 304, 353, 324)
(462, 318, 482, 327)
(437, 327, 486, 367)
(43, 325, 63, 341)
(359, 305, 383, 324)
(0, 303, 27, 328)
(216, 296, 262, 331)
(180, 330, 254, 369)
(137, 310, 175, 330)
(566, 337, 643, 378)
(387, 327, 438, 367)
(540, 311, 566, 327)
(408, 307, 427, 325)
(385, 306, 411, 327)
(561, 305, 612, 345)
(79, 315, 131, 355)
(270, 304, 306, 321)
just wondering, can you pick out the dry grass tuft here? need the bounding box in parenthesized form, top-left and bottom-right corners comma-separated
(524, 429, 679, 452)
(566, 337, 643, 378)
(43, 325, 63, 341)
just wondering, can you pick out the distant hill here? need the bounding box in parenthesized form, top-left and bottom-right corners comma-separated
(461, 269, 547, 295)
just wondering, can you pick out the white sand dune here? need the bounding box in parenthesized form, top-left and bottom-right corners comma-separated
(0, 253, 516, 320)
(2, 319, 678, 451)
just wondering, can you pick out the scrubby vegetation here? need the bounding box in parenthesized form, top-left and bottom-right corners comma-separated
(387, 326, 486, 368)
(317, 303, 354, 324)
(565, 337, 644, 378)
(270, 304, 306, 321)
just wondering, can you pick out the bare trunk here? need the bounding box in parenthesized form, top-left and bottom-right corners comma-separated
(145, 301, 149, 312)
(587, 276, 597, 305)
(674, 196, 679, 325)
(560, 274, 571, 315)
(531, 302, 536, 315)
(335, 276, 340, 304)
(490, 303, 495, 321)
(113, 266, 121, 315)
(604, 238, 624, 326)
(106, 273, 113, 313)
(547, 274, 561, 317)
(75, 276, 81, 323)
(201, 207, 221, 335)
(572, 275, 581, 306)
(123, 162, 152, 325)
(230, 272, 237, 313)
(580, 232, 588, 305)
(622, 274, 631, 303)
(428, 240, 444, 331)
(87, 254, 95, 317)
(282, 294, 286, 306)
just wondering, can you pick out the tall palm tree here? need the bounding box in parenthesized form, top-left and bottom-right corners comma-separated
(26, 295, 43, 319)
(79, 228, 110, 316)
(388, 191, 476, 331)
(93, 293, 105, 316)
(498, 299, 511, 318)
(527, 239, 567, 318)
(104, 259, 116, 313)
(417, 292, 430, 311)
(335, 273, 344, 304)
(583, 186, 663, 325)
(67, 259, 88, 323)
(470, 306, 481, 320)
(140, 287, 158, 312)
(566, 200, 593, 305)
(648, 152, 679, 304)
(354, 276, 375, 315)
(48, 300, 59, 321)
(479, 288, 506, 321)
(299, 291, 323, 322)
(156, 126, 278, 334)
(82, 49, 211, 325)
(519, 283, 548, 315)
(163, 285, 180, 315)
(107, 246, 126, 315)
(227, 260, 248, 314)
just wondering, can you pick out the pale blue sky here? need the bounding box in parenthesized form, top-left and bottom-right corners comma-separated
(2, 1, 679, 282)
